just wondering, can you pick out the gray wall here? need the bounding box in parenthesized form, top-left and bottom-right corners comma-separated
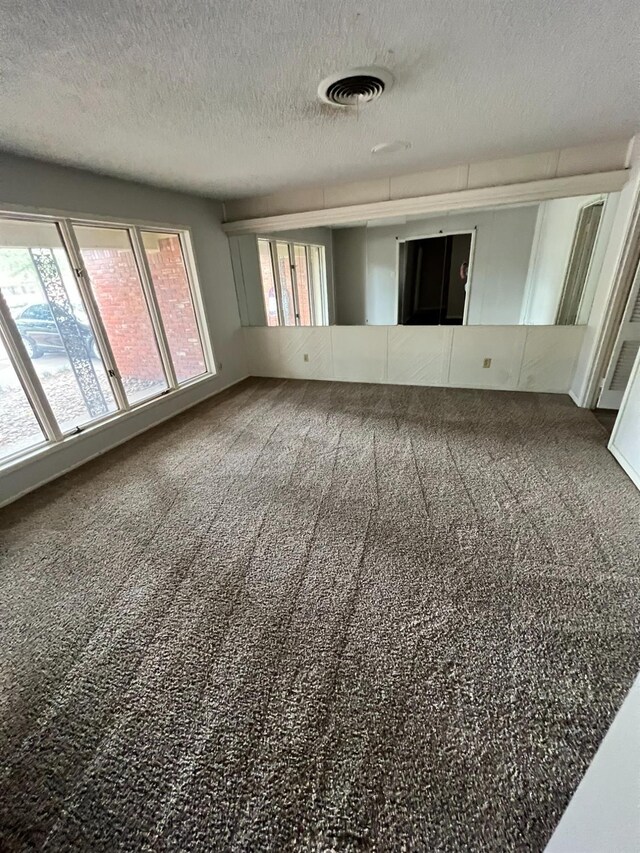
(230, 227, 335, 326)
(333, 227, 367, 325)
(333, 206, 539, 325)
(0, 152, 246, 506)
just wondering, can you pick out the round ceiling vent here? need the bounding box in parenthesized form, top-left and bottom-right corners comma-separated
(318, 67, 393, 107)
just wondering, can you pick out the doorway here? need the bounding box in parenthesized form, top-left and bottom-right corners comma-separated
(556, 200, 604, 325)
(597, 251, 640, 416)
(398, 233, 473, 325)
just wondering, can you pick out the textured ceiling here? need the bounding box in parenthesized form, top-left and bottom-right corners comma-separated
(0, 0, 638, 199)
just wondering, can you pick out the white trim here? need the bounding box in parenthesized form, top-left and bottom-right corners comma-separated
(608, 342, 640, 490)
(130, 226, 179, 390)
(576, 175, 640, 407)
(0, 374, 249, 508)
(0, 294, 63, 442)
(569, 388, 582, 407)
(222, 171, 629, 235)
(58, 219, 131, 412)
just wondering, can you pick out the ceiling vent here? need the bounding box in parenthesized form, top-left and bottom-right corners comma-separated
(318, 67, 393, 107)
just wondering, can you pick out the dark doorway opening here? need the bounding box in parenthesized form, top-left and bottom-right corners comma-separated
(398, 233, 472, 325)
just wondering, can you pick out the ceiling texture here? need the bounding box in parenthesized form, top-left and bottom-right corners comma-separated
(0, 0, 638, 199)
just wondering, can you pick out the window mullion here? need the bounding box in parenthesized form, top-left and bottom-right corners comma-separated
(0, 290, 62, 442)
(130, 227, 178, 390)
(304, 245, 316, 325)
(270, 241, 285, 326)
(289, 243, 301, 326)
(58, 220, 130, 412)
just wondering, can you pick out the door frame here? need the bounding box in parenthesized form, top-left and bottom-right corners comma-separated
(577, 174, 640, 408)
(395, 228, 477, 325)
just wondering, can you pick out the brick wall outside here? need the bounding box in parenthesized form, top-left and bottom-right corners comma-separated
(82, 237, 205, 383)
(272, 246, 312, 327)
(146, 236, 206, 382)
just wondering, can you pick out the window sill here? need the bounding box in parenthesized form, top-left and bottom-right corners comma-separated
(0, 370, 217, 479)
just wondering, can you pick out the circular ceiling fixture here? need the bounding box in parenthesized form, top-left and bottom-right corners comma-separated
(371, 140, 412, 155)
(318, 67, 393, 107)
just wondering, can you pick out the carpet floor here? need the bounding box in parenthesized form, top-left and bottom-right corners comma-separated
(1, 378, 639, 852)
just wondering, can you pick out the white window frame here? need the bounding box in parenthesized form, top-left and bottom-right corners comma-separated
(257, 237, 328, 327)
(0, 208, 215, 473)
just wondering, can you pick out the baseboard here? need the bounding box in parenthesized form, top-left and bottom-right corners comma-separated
(569, 389, 584, 407)
(248, 372, 572, 395)
(0, 374, 250, 510)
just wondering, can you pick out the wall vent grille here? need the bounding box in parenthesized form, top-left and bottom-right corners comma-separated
(609, 340, 640, 391)
(630, 287, 640, 323)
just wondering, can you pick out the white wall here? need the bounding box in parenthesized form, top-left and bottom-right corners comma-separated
(0, 152, 246, 506)
(243, 325, 585, 394)
(571, 145, 640, 405)
(229, 227, 335, 326)
(333, 227, 366, 325)
(332, 206, 538, 325)
(521, 194, 616, 325)
(224, 140, 631, 221)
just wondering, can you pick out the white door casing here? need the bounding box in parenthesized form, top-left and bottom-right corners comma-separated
(608, 342, 640, 491)
(598, 255, 640, 409)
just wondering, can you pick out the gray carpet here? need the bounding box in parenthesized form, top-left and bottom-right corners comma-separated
(1, 378, 639, 852)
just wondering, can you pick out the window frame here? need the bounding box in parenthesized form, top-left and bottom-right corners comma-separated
(0, 207, 215, 474)
(257, 236, 328, 327)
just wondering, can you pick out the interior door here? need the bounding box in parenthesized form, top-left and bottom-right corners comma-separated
(609, 343, 640, 490)
(598, 255, 640, 409)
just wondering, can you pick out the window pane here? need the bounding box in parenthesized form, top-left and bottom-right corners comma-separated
(293, 244, 312, 326)
(75, 226, 168, 406)
(276, 243, 296, 326)
(0, 218, 118, 433)
(140, 232, 207, 383)
(0, 335, 46, 462)
(309, 246, 327, 325)
(258, 239, 279, 326)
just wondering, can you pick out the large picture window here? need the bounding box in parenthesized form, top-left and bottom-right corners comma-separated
(0, 213, 212, 469)
(257, 238, 328, 326)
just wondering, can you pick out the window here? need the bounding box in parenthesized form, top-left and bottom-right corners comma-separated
(0, 213, 212, 470)
(140, 231, 207, 383)
(0, 219, 118, 433)
(257, 238, 327, 326)
(258, 240, 279, 326)
(75, 226, 169, 405)
(0, 333, 47, 464)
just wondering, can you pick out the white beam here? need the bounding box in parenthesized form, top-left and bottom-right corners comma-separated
(222, 170, 629, 236)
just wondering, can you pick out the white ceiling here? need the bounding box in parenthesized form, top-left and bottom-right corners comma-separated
(1, 0, 638, 199)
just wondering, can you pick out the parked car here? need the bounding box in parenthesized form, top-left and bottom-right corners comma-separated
(15, 303, 97, 360)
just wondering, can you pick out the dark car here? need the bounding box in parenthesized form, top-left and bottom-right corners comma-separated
(15, 303, 97, 360)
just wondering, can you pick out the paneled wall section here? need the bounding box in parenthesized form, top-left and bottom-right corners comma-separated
(243, 325, 585, 394)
